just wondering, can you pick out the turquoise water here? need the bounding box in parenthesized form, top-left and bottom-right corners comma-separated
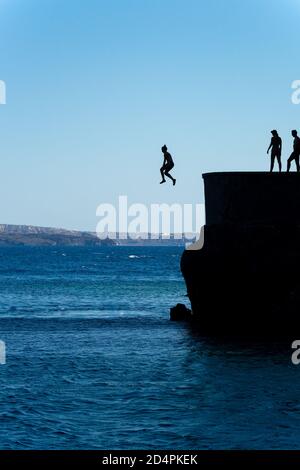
(0, 246, 299, 449)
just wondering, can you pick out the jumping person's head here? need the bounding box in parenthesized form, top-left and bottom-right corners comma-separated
(271, 130, 278, 137)
(161, 145, 168, 154)
(292, 130, 298, 138)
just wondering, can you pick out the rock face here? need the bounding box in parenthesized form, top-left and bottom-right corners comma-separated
(181, 172, 300, 336)
(170, 303, 192, 321)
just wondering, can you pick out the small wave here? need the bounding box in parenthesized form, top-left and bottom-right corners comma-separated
(128, 255, 154, 259)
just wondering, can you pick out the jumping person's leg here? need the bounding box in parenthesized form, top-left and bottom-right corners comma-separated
(164, 171, 176, 185)
(164, 163, 176, 185)
(160, 166, 166, 184)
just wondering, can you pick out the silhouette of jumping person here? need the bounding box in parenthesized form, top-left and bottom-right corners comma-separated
(160, 145, 176, 185)
(287, 130, 300, 172)
(267, 130, 282, 172)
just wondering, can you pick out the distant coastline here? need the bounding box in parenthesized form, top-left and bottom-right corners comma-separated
(0, 225, 195, 247)
(0, 224, 113, 247)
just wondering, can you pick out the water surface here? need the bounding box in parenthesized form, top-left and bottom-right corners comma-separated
(0, 246, 298, 449)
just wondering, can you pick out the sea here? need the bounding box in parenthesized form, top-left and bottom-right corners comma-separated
(0, 246, 299, 450)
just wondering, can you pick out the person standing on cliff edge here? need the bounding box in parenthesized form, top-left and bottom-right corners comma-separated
(287, 130, 300, 172)
(160, 145, 176, 185)
(267, 130, 282, 172)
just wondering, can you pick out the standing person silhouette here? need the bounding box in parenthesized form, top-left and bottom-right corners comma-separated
(160, 145, 176, 185)
(287, 130, 300, 172)
(267, 130, 282, 172)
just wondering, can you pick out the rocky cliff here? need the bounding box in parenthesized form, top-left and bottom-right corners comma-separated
(181, 172, 300, 337)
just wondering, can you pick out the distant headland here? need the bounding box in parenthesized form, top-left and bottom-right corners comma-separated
(0, 225, 192, 246)
(0, 224, 113, 247)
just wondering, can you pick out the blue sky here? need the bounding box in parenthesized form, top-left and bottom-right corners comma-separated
(0, 0, 299, 230)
